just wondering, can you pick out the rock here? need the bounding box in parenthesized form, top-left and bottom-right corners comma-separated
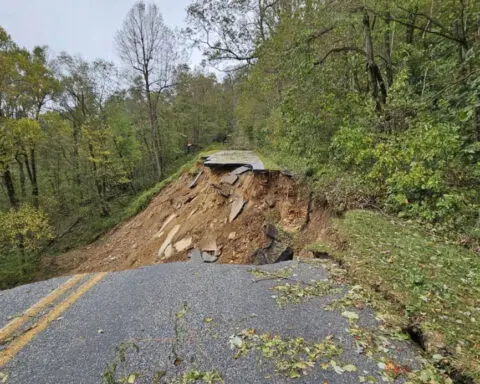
(228, 232, 237, 240)
(153, 230, 164, 239)
(220, 174, 239, 185)
(199, 235, 217, 252)
(189, 249, 203, 263)
(274, 247, 294, 263)
(251, 248, 269, 265)
(158, 225, 181, 258)
(159, 214, 176, 233)
(229, 197, 247, 222)
(175, 237, 192, 252)
(164, 244, 174, 259)
(201, 252, 218, 263)
(232, 166, 251, 175)
(189, 170, 203, 189)
(264, 223, 278, 239)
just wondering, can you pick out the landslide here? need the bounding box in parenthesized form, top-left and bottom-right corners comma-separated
(44, 165, 328, 276)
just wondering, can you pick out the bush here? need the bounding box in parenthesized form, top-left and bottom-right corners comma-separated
(0, 205, 54, 289)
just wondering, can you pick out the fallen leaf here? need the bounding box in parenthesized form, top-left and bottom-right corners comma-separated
(342, 311, 359, 321)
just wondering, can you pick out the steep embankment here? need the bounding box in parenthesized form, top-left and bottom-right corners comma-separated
(44, 166, 324, 276)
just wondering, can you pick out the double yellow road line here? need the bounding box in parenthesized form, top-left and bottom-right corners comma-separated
(0, 272, 107, 367)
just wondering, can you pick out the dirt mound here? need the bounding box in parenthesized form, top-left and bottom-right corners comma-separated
(45, 166, 327, 275)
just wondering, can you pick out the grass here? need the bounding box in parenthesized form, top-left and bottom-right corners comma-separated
(254, 150, 282, 171)
(328, 210, 480, 381)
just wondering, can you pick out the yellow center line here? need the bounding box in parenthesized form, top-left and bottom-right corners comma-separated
(0, 272, 107, 368)
(0, 274, 86, 344)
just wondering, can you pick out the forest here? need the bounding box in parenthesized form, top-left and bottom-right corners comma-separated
(1, 0, 479, 290)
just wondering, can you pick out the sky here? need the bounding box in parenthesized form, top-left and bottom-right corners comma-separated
(0, 0, 203, 67)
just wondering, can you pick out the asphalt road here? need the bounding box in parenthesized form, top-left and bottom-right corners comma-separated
(0, 260, 426, 384)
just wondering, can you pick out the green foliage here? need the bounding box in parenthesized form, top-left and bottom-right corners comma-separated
(229, 329, 342, 379)
(0, 205, 54, 289)
(336, 210, 480, 378)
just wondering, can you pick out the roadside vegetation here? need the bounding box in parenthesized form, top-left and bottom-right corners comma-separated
(314, 210, 480, 380)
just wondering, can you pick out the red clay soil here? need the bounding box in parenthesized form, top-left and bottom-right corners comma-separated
(44, 167, 326, 276)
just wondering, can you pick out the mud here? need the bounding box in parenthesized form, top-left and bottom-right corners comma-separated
(44, 166, 327, 276)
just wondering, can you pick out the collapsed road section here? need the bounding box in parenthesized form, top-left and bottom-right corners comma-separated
(45, 151, 324, 276)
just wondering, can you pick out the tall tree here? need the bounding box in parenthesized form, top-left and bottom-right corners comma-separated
(115, 1, 179, 178)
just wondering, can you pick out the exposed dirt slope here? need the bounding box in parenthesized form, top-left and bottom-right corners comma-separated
(45, 166, 325, 276)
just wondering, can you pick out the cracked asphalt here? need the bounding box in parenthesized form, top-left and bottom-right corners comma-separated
(0, 261, 425, 383)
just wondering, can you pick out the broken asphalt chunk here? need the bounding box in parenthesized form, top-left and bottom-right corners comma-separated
(229, 197, 247, 222)
(201, 252, 218, 263)
(189, 170, 203, 189)
(220, 174, 239, 185)
(232, 166, 251, 175)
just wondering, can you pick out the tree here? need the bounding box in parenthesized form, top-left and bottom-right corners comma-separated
(115, 1, 179, 178)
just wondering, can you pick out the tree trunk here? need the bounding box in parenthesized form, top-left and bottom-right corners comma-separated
(363, 10, 387, 111)
(146, 88, 163, 179)
(476, 94, 480, 141)
(88, 143, 109, 217)
(73, 123, 81, 187)
(30, 148, 39, 209)
(3, 167, 18, 210)
(405, 9, 417, 44)
(16, 155, 26, 199)
(384, 2, 393, 87)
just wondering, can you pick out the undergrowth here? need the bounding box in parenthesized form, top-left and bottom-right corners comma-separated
(330, 210, 480, 381)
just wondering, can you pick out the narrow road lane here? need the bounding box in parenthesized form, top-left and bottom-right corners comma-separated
(0, 261, 424, 383)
